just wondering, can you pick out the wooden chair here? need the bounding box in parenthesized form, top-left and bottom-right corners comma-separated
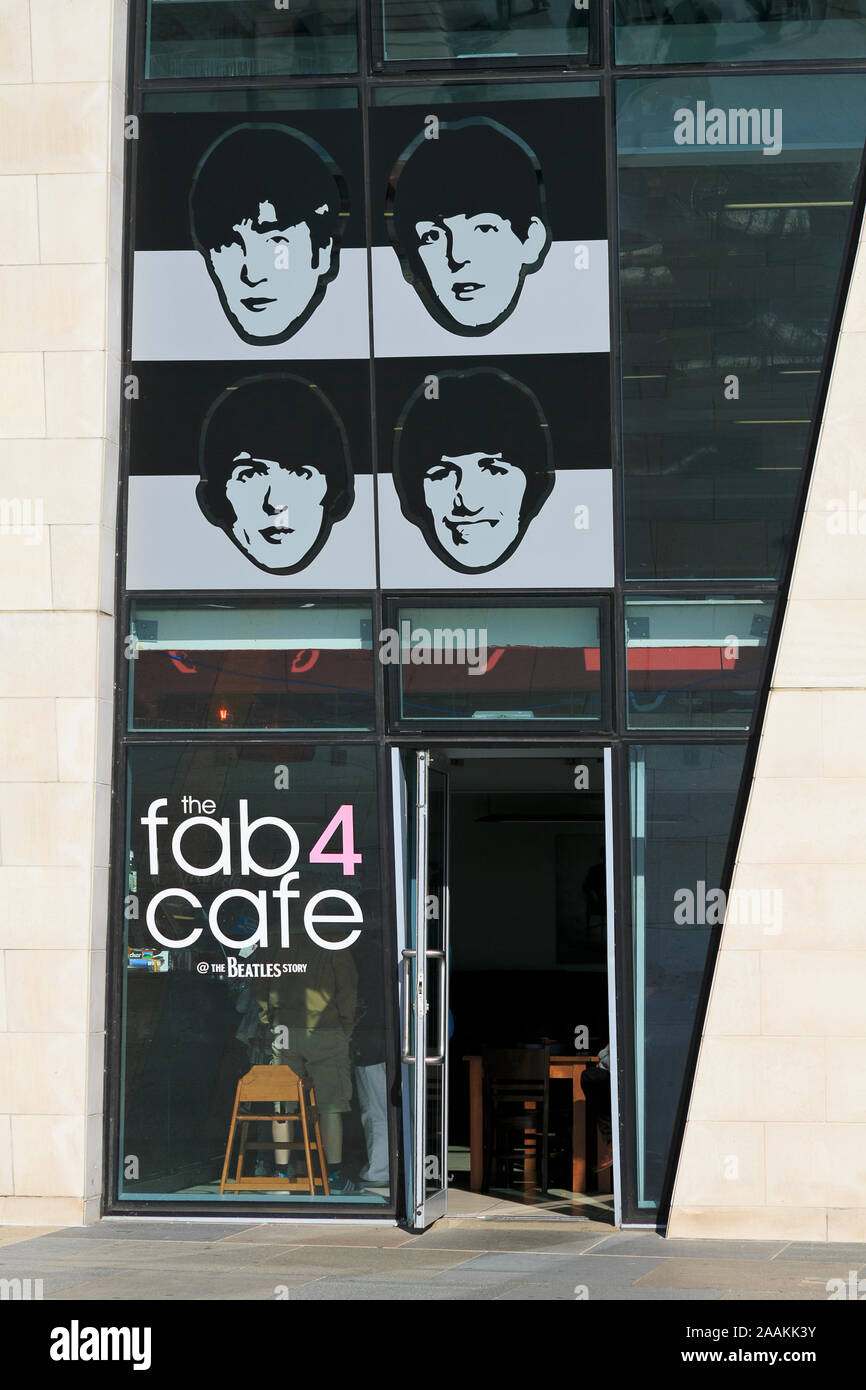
(219, 1065, 330, 1196)
(482, 1044, 554, 1194)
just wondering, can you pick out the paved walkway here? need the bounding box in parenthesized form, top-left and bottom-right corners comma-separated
(2, 1192, 864, 1302)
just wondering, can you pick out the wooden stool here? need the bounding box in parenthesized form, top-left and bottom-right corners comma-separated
(219, 1065, 330, 1196)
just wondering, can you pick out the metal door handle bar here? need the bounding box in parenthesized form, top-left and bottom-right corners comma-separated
(400, 948, 447, 1064)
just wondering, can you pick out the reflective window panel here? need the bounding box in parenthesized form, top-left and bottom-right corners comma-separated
(616, 0, 866, 67)
(119, 744, 390, 1205)
(626, 597, 773, 730)
(372, 80, 599, 107)
(392, 604, 606, 725)
(629, 743, 748, 1212)
(129, 603, 375, 731)
(618, 75, 866, 580)
(145, 0, 358, 79)
(377, 0, 589, 65)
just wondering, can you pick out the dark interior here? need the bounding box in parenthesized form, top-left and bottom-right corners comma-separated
(444, 753, 609, 1189)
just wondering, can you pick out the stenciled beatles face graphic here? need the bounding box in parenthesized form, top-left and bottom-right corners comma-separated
(196, 375, 354, 575)
(422, 450, 528, 570)
(387, 119, 551, 337)
(222, 451, 329, 571)
(189, 125, 346, 346)
(393, 368, 554, 574)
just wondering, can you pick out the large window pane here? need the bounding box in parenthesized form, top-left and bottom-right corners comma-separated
(378, 0, 589, 65)
(626, 597, 773, 730)
(618, 75, 866, 579)
(129, 603, 375, 731)
(120, 744, 390, 1205)
(616, 0, 866, 67)
(629, 743, 747, 1211)
(145, 0, 358, 78)
(391, 603, 606, 725)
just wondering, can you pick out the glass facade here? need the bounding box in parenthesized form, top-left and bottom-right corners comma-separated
(113, 0, 866, 1226)
(615, 0, 866, 67)
(625, 597, 773, 730)
(145, 0, 359, 78)
(618, 76, 866, 580)
(391, 603, 606, 726)
(129, 602, 375, 731)
(629, 743, 748, 1209)
(376, 0, 590, 65)
(120, 743, 388, 1205)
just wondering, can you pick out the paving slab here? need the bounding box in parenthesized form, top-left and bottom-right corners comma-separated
(494, 1284, 726, 1301)
(433, 1253, 670, 1291)
(589, 1233, 787, 1260)
(2, 1237, 287, 1273)
(772, 1242, 866, 1266)
(0, 1226, 60, 1248)
(0, 1238, 141, 1268)
(44, 1270, 321, 1301)
(635, 1258, 858, 1294)
(408, 1225, 609, 1253)
(256, 1245, 479, 1277)
(0, 1266, 116, 1296)
(48, 1221, 264, 1242)
(436, 1249, 635, 1274)
(719, 1288, 834, 1301)
(219, 1223, 412, 1248)
(275, 1277, 505, 1301)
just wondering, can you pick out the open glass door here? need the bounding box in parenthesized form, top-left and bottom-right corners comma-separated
(401, 751, 449, 1229)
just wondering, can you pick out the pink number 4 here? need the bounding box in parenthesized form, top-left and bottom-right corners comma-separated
(309, 804, 362, 877)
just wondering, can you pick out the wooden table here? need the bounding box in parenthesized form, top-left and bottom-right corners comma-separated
(464, 1053, 599, 1194)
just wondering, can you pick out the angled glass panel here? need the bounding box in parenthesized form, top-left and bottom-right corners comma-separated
(616, 0, 866, 67)
(625, 597, 773, 730)
(629, 742, 748, 1212)
(145, 0, 358, 78)
(617, 74, 866, 580)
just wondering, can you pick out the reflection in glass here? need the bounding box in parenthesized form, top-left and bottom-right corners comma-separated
(372, 81, 599, 106)
(616, 0, 866, 66)
(618, 76, 866, 579)
(129, 603, 374, 731)
(120, 744, 389, 1204)
(394, 605, 605, 723)
(626, 598, 773, 729)
(145, 0, 358, 78)
(629, 743, 747, 1210)
(379, 0, 588, 64)
(142, 88, 359, 113)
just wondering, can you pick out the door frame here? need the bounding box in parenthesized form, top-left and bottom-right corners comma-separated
(393, 742, 622, 1228)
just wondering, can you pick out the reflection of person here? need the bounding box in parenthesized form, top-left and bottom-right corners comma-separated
(351, 894, 389, 1190)
(393, 367, 554, 573)
(189, 124, 345, 345)
(196, 374, 353, 575)
(387, 119, 551, 335)
(256, 951, 361, 1196)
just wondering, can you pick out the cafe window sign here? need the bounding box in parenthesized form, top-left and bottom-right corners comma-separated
(120, 745, 389, 1205)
